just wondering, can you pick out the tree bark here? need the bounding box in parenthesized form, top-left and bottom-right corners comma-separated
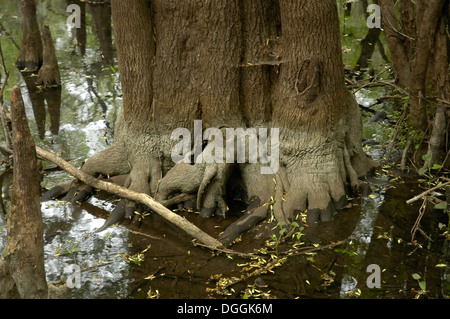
(408, 0, 446, 132)
(380, 0, 449, 165)
(5, 86, 48, 298)
(269, 0, 374, 225)
(378, 0, 411, 88)
(36, 25, 61, 87)
(16, 0, 42, 71)
(43, 0, 376, 246)
(0, 260, 19, 298)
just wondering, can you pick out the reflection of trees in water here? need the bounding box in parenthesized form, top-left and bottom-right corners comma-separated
(67, 0, 86, 56)
(88, 0, 114, 66)
(67, 0, 115, 66)
(21, 72, 61, 139)
(357, 180, 449, 298)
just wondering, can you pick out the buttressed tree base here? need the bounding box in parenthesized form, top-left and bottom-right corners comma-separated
(44, 0, 378, 246)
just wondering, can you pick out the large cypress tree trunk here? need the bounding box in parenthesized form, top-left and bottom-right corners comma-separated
(44, 0, 376, 244)
(270, 0, 375, 223)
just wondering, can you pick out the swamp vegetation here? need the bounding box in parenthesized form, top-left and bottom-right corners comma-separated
(0, 0, 448, 299)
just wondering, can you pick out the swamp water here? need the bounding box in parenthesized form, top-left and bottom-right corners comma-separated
(0, 1, 448, 299)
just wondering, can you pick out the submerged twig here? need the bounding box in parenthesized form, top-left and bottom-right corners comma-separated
(411, 198, 427, 242)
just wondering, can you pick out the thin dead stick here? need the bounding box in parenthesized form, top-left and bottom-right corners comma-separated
(35, 146, 223, 248)
(406, 180, 450, 205)
(411, 198, 426, 242)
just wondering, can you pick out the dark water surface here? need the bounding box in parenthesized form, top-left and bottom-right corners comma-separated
(0, 1, 448, 299)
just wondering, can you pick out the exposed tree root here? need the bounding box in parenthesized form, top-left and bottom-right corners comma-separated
(41, 91, 377, 248)
(215, 93, 378, 245)
(37, 146, 222, 248)
(157, 157, 234, 218)
(36, 25, 60, 88)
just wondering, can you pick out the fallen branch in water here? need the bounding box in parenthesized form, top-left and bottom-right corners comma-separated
(35, 146, 223, 249)
(406, 179, 450, 205)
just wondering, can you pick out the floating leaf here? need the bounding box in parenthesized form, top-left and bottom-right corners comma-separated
(434, 202, 448, 210)
(435, 264, 447, 268)
(419, 281, 426, 291)
(422, 154, 431, 162)
(412, 273, 421, 280)
(368, 194, 378, 199)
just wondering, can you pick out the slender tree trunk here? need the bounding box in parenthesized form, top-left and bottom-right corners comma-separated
(16, 0, 42, 71)
(408, 0, 446, 132)
(379, 0, 411, 88)
(380, 0, 449, 167)
(36, 25, 61, 87)
(423, 8, 450, 169)
(5, 86, 47, 298)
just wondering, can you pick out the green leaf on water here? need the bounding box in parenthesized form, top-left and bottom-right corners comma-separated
(422, 154, 431, 162)
(412, 273, 421, 280)
(434, 202, 448, 210)
(419, 281, 426, 291)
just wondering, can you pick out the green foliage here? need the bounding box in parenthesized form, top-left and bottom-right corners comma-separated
(434, 202, 448, 210)
(52, 240, 81, 257)
(411, 273, 427, 298)
(265, 221, 305, 257)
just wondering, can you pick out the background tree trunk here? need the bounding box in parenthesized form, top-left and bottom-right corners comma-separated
(378, 0, 411, 88)
(36, 25, 61, 87)
(379, 0, 449, 168)
(408, 0, 446, 132)
(15, 0, 42, 71)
